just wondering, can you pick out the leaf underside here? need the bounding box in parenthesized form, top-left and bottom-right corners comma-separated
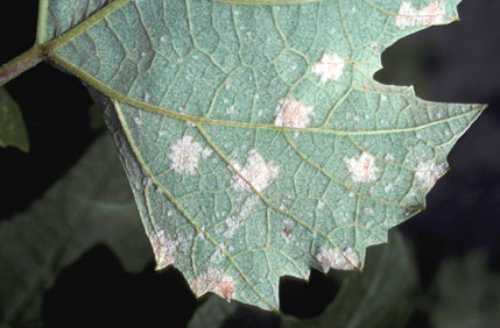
(39, 0, 484, 310)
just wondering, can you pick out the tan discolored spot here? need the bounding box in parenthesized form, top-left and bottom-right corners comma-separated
(168, 135, 203, 175)
(150, 229, 178, 270)
(316, 247, 360, 271)
(414, 161, 447, 188)
(274, 97, 313, 128)
(395, 1, 446, 28)
(192, 267, 236, 301)
(344, 152, 379, 183)
(311, 53, 345, 82)
(231, 150, 279, 192)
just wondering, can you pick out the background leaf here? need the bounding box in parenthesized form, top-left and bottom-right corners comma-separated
(0, 87, 29, 152)
(0, 134, 151, 328)
(187, 295, 240, 328)
(37, 0, 484, 309)
(428, 250, 500, 328)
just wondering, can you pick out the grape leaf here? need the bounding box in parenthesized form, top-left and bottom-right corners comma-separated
(0, 135, 151, 328)
(34, 0, 484, 310)
(0, 87, 29, 152)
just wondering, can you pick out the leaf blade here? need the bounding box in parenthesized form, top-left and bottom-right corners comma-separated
(41, 0, 484, 310)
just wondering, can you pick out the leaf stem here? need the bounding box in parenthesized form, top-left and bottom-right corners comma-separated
(0, 47, 45, 87)
(37, 0, 50, 44)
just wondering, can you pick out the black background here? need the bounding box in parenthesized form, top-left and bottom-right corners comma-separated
(1, 1, 499, 327)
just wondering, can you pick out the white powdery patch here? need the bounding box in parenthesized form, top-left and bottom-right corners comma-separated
(414, 161, 448, 188)
(150, 229, 178, 270)
(344, 152, 379, 183)
(395, 1, 446, 28)
(274, 97, 313, 128)
(231, 150, 279, 192)
(192, 267, 236, 301)
(168, 135, 203, 174)
(202, 147, 213, 159)
(316, 247, 360, 271)
(223, 196, 259, 239)
(311, 53, 345, 82)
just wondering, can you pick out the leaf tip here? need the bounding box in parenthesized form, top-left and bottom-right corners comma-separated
(150, 229, 178, 270)
(191, 268, 236, 302)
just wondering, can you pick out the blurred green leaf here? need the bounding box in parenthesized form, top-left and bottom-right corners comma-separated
(0, 87, 29, 152)
(430, 251, 500, 328)
(88, 103, 106, 133)
(0, 135, 152, 328)
(188, 296, 241, 328)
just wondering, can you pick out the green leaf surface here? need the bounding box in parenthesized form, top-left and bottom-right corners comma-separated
(37, 0, 484, 310)
(215, 0, 322, 6)
(0, 87, 29, 152)
(429, 251, 500, 328)
(0, 135, 151, 328)
(187, 231, 417, 328)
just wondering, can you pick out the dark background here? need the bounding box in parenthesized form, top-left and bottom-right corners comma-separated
(1, 0, 499, 327)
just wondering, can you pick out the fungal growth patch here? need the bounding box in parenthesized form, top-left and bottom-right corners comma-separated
(344, 151, 379, 183)
(223, 195, 259, 238)
(316, 247, 360, 271)
(311, 53, 345, 82)
(395, 1, 446, 28)
(168, 135, 203, 174)
(192, 267, 236, 301)
(231, 150, 279, 192)
(414, 161, 448, 188)
(150, 229, 178, 270)
(274, 97, 313, 128)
